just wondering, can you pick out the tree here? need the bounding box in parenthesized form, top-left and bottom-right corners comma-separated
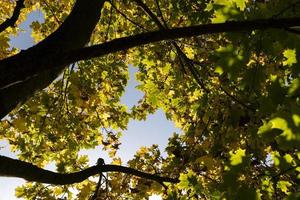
(0, 0, 300, 199)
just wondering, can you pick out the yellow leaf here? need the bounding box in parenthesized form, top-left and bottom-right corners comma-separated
(283, 49, 297, 66)
(184, 47, 195, 59)
(277, 180, 292, 194)
(229, 148, 246, 166)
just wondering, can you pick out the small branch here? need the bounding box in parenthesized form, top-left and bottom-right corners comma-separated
(91, 174, 103, 199)
(134, 0, 209, 92)
(104, 4, 113, 41)
(0, 155, 179, 185)
(176, 50, 188, 74)
(109, 1, 145, 30)
(91, 159, 104, 200)
(257, 165, 299, 181)
(220, 86, 255, 111)
(153, 0, 167, 27)
(272, 165, 299, 180)
(133, 0, 164, 30)
(285, 27, 300, 35)
(177, 46, 210, 92)
(0, 0, 25, 33)
(41, 0, 62, 24)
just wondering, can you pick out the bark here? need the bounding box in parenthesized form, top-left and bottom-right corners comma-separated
(0, 0, 105, 118)
(0, 155, 178, 185)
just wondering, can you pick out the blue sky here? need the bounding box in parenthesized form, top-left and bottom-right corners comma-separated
(0, 9, 179, 199)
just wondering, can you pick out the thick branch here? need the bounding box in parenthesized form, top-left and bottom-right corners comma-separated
(0, 155, 178, 185)
(2, 17, 300, 89)
(0, 0, 105, 118)
(0, 0, 25, 33)
(0, 16, 300, 118)
(65, 17, 300, 62)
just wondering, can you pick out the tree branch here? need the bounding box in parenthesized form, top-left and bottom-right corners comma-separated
(285, 27, 300, 35)
(0, 155, 178, 185)
(58, 17, 300, 70)
(219, 85, 255, 111)
(0, 0, 105, 119)
(134, 0, 164, 29)
(1, 16, 300, 118)
(109, 1, 145, 30)
(0, 0, 25, 33)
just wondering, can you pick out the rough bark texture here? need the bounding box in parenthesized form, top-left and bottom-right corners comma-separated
(0, 0, 105, 118)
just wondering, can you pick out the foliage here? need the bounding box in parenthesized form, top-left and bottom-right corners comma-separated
(0, 0, 300, 199)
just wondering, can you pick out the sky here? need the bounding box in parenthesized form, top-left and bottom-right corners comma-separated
(0, 9, 180, 200)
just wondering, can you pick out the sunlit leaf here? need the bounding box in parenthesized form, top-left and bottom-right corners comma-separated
(283, 49, 297, 67)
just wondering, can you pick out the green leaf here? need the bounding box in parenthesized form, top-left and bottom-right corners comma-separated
(257, 121, 282, 142)
(283, 49, 297, 67)
(277, 180, 292, 194)
(229, 148, 246, 166)
(234, 0, 247, 11)
(288, 77, 300, 97)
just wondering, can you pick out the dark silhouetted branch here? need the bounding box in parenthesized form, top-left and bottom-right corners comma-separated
(0, 0, 25, 33)
(285, 27, 300, 35)
(1, 16, 300, 118)
(0, 0, 105, 119)
(0, 155, 179, 185)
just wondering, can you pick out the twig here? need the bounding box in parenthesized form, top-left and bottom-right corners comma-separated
(154, 0, 168, 27)
(133, 0, 210, 92)
(219, 86, 256, 111)
(272, 165, 299, 180)
(41, 0, 62, 24)
(109, 1, 145, 30)
(91, 159, 105, 200)
(105, 4, 113, 41)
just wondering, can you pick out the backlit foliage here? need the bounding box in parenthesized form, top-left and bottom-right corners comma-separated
(1, 0, 300, 199)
